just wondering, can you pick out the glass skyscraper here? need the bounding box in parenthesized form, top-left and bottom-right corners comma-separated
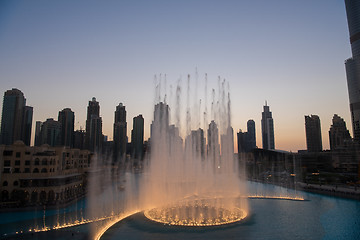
(345, 0, 360, 142)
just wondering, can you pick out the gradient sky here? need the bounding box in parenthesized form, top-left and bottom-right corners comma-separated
(0, 0, 352, 152)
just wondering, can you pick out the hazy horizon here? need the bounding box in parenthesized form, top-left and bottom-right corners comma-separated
(0, 0, 352, 152)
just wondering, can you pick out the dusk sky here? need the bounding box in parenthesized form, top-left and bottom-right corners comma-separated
(0, 0, 352, 152)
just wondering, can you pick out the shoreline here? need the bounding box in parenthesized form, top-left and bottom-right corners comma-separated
(296, 182, 360, 201)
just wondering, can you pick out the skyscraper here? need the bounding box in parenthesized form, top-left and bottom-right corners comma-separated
(22, 106, 33, 146)
(207, 120, 220, 165)
(85, 97, 102, 152)
(39, 118, 61, 147)
(329, 114, 352, 151)
(73, 129, 85, 149)
(305, 115, 323, 152)
(58, 108, 75, 147)
(113, 103, 127, 162)
(237, 120, 256, 153)
(89, 116, 102, 152)
(34, 121, 42, 146)
(0, 88, 33, 146)
(261, 102, 275, 150)
(150, 102, 170, 141)
(344, 0, 360, 142)
(131, 114, 144, 159)
(247, 119, 256, 150)
(189, 128, 205, 158)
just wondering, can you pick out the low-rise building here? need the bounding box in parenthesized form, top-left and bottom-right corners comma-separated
(0, 141, 92, 207)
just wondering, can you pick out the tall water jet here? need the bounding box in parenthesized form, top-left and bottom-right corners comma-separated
(141, 73, 248, 226)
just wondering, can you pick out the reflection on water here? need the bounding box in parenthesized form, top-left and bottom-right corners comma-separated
(1, 181, 360, 239)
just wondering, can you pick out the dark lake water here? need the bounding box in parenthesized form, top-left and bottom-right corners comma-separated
(1, 182, 360, 240)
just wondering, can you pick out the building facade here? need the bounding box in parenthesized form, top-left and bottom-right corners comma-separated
(329, 114, 352, 151)
(85, 97, 102, 152)
(261, 102, 275, 150)
(113, 103, 127, 162)
(345, 0, 360, 142)
(238, 119, 257, 153)
(58, 108, 75, 147)
(0, 142, 92, 207)
(305, 115, 323, 152)
(0, 88, 33, 146)
(131, 114, 144, 159)
(38, 118, 61, 147)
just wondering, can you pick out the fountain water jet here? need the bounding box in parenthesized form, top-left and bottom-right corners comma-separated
(141, 73, 248, 227)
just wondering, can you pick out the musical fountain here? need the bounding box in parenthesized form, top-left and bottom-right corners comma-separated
(3, 73, 360, 240)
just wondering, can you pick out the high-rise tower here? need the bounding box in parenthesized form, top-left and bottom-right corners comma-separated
(85, 97, 102, 152)
(305, 115, 323, 152)
(344, 0, 360, 142)
(39, 118, 61, 147)
(58, 108, 75, 147)
(247, 119, 256, 150)
(329, 114, 352, 150)
(261, 102, 275, 150)
(131, 114, 144, 159)
(113, 103, 127, 162)
(0, 88, 33, 146)
(237, 119, 256, 153)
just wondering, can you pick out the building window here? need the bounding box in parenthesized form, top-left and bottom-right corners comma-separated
(33, 168, 39, 173)
(16, 152, 21, 158)
(13, 181, 18, 186)
(42, 159, 47, 165)
(25, 160, 30, 166)
(41, 168, 47, 173)
(15, 160, 20, 166)
(20, 180, 29, 187)
(14, 168, 20, 173)
(3, 168, 10, 173)
(2, 181, 8, 186)
(3, 150, 12, 156)
(25, 151, 31, 155)
(24, 168, 30, 173)
(34, 158, 40, 165)
(4, 160, 10, 167)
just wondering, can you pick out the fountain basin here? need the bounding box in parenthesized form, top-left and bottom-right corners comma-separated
(144, 198, 247, 227)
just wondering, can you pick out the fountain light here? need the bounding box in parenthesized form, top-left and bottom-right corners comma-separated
(144, 198, 247, 227)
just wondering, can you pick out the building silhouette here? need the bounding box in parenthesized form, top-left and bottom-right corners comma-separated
(73, 129, 85, 150)
(329, 114, 352, 151)
(305, 115, 323, 152)
(207, 120, 220, 165)
(189, 128, 205, 158)
(344, 0, 360, 142)
(238, 120, 257, 153)
(131, 114, 144, 159)
(39, 118, 61, 147)
(113, 103, 127, 162)
(151, 102, 170, 137)
(85, 97, 102, 152)
(261, 102, 275, 150)
(58, 108, 75, 147)
(0, 88, 33, 146)
(247, 120, 256, 150)
(34, 121, 42, 146)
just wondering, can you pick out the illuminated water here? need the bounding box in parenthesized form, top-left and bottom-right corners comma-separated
(101, 182, 360, 240)
(1, 182, 359, 239)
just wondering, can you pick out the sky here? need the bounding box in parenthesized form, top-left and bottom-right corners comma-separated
(0, 0, 352, 152)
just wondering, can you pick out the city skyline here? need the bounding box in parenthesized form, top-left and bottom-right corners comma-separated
(0, 0, 352, 151)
